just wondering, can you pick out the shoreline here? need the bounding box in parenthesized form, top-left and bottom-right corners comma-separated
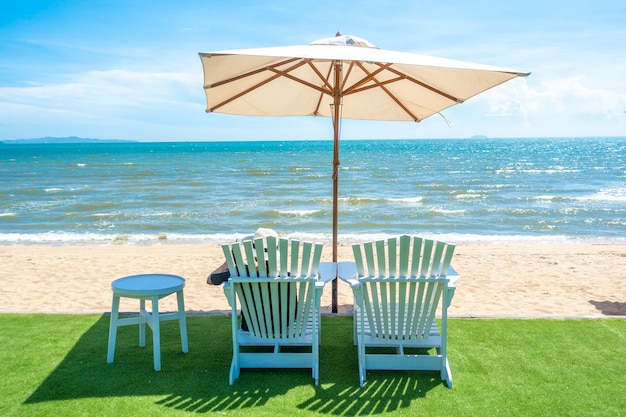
(1, 243, 625, 317)
(2, 233, 625, 247)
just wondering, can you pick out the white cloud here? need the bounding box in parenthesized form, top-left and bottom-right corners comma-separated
(0, 68, 209, 140)
(530, 77, 626, 119)
(1, 69, 201, 116)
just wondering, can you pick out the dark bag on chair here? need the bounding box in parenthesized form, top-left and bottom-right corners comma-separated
(207, 262, 230, 285)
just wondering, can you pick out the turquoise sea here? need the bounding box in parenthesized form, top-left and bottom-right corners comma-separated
(1, 137, 625, 245)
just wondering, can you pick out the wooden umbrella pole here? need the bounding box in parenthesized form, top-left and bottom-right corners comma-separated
(331, 60, 342, 313)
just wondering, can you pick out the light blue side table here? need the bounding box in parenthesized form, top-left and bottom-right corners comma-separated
(107, 274, 188, 371)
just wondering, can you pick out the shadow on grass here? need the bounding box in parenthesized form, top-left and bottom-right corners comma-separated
(296, 375, 441, 415)
(25, 315, 444, 415)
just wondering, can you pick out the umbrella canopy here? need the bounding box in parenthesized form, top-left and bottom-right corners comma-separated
(199, 33, 529, 311)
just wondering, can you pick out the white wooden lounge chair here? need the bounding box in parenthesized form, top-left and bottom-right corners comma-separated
(338, 235, 459, 388)
(221, 236, 334, 385)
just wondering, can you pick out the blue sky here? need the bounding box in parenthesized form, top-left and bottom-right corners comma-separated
(1, 0, 625, 141)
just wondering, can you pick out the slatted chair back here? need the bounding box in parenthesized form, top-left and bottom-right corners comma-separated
(352, 235, 455, 341)
(222, 236, 323, 340)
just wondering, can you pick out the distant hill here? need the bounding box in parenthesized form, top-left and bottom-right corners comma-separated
(0, 136, 138, 144)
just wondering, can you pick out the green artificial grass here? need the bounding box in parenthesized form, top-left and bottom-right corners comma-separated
(0, 314, 624, 416)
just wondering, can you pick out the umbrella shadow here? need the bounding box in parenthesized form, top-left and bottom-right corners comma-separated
(24, 315, 444, 414)
(589, 300, 626, 316)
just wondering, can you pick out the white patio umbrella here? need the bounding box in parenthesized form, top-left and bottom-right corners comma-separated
(199, 33, 529, 312)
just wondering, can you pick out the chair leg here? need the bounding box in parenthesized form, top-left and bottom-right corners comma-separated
(357, 335, 366, 387)
(177, 290, 188, 353)
(229, 309, 240, 385)
(229, 361, 239, 385)
(107, 295, 120, 364)
(313, 318, 319, 385)
(353, 310, 357, 346)
(443, 360, 453, 388)
(229, 333, 240, 385)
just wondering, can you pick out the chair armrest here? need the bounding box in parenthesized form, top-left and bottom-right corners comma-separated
(317, 262, 337, 284)
(448, 275, 460, 288)
(446, 265, 460, 288)
(222, 280, 237, 309)
(337, 262, 359, 286)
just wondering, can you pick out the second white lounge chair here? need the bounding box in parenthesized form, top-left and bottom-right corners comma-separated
(338, 235, 459, 388)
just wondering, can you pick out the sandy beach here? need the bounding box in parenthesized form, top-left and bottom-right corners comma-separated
(1, 243, 625, 317)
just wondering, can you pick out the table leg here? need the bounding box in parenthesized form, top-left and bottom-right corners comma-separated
(177, 290, 189, 353)
(107, 294, 120, 364)
(152, 296, 161, 371)
(139, 298, 146, 348)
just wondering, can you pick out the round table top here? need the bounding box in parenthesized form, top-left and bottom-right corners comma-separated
(111, 274, 185, 297)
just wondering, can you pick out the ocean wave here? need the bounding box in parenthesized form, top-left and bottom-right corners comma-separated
(495, 168, 580, 174)
(575, 188, 626, 202)
(454, 193, 483, 200)
(341, 196, 379, 205)
(91, 213, 118, 218)
(277, 209, 321, 216)
(386, 197, 424, 203)
(340, 196, 424, 205)
(149, 212, 175, 217)
(2, 231, 624, 246)
(428, 208, 466, 215)
(244, 168, 272, 176)
(527, 195, 573, 202)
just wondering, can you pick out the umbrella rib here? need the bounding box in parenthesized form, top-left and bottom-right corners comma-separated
(346, 76, 405, 94)
(207, 58, 332, 112)
(341, 61, 356, 91)
(305, 58, 334, 92)
(344, 61, 462, 105)
(208, 57, 300, 89)
(267, 63, 331, 96)
(343, 62, 392, 95)
(345, 62, 421, 122)
(383, 64, 463, 103)
(208, 71, 285, 112)
(379, 83, 420, 122)
(312, 62, 334, 116)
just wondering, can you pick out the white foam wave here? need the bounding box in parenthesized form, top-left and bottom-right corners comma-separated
(386, 197, 424, 203)
(1, 231, 624, 246)
(495, 168, 579, 175)
(92, 213, 116, 218)
(429, 208, 466, 214)
(151, 212, 175, 217)
(576, 187, 626, 202)
(278, 209, 320, 216)
(455, 194, 483, 200)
